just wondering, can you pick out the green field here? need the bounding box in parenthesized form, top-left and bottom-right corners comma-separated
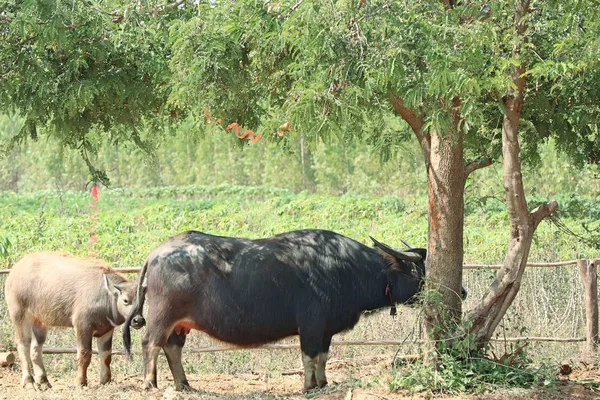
(1, 184, 597, 267)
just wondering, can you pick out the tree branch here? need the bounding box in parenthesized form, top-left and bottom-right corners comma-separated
(150, 0, 187, 18)
(389, 96, 430, 167)
(167, 0, 186, 9)
(79, 0, 115, 19)
(503, 0, 530, 112)
(287, 0, 304, 16)
(530, 200, 558, 229)
(465, 158, 493, 178)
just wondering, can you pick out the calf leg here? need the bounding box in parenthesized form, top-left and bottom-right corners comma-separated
(9, 308, 35, 389)
(315, 335, 332, 389)
(74, 326, 94, 387)
(96, 330, 114, 384)
(31, 321, 51, 390)
(163, 330, 191, 391)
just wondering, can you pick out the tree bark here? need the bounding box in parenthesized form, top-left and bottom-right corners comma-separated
(389, 96, 430, 169)
(390, 95, 467, 339)
(466, 0, 558, 345)
(424, 101, 466, 336)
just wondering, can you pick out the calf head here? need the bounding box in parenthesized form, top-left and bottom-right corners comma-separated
(103, 275, 138, 322)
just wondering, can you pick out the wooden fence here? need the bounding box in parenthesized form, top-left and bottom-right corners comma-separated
(0, 258, 598, 358)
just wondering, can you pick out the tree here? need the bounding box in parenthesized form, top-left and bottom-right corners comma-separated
(164, 0, 600, 345)
(466, 0, 600, 343)
(2, 0, 599, 348)
(0, 0, 184, 184)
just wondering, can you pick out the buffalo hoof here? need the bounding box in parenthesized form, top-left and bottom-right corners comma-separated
(142, 380, 158, 391)
(35, 380, 52, 391)
(303, 380, 328, 394)
(174, 382, 194, 392)
(303, 383, 317, 393)
(22, 376, 35, 391)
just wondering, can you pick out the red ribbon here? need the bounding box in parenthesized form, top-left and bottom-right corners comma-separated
(87, 183, 99, 257)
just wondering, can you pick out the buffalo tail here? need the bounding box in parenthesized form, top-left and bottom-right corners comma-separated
(123, 259, 149, 358)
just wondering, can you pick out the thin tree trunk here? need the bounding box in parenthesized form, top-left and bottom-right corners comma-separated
(467, 100, 558, 344)
(466, 0, 558, 345)
(300, 135, 306, 189)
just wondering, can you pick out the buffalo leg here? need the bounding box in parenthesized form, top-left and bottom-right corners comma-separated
(163, 330, 191, 391)
(142, 319, 173, 391)
(74, 326, 93, 387)
(315, 335, 332, 388)
(31, 321, 51, 390)
(142, 335, 162, 390)
(97, 330, 114, 384)
(299, 332, 322, 392)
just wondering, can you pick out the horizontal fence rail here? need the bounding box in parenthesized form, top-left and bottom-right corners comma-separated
(0, 260, 583, 275)
(0, 336, 588, 356)
(0, 258, 597, 360)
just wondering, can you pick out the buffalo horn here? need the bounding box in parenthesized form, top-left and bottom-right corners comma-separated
(369, 236, 422, 263)
(400, 239, 414, 249)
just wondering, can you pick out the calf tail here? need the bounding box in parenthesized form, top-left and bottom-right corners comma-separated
(123, 259, 149, 358)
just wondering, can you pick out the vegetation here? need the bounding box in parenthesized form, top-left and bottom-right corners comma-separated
(0, 184, 597, 394)
(0, 183, 597, 266)
(2, 0, 599, 350)
(1, 111, 599, 199)
(2, 0, 600, 395)
(391, 310, 555, 395)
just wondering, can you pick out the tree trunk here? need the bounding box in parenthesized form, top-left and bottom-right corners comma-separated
(425, 127, 465, 333)
(466, 98, 557, 344)
(466, 101, 558, 344)
(390, 96, 469, 341)
(466, 0, 558, 345)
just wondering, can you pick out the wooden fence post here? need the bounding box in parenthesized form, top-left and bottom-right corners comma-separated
(577, 259, 599, 361)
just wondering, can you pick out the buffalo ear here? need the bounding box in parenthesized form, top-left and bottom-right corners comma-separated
(369, 236, 422, 263)
(103, 274, 122, 296)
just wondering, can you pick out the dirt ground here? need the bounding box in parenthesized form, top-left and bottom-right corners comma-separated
(1, 358, 600, 400)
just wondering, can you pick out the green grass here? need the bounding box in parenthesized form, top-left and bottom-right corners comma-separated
(0, 184, 427, 268)
(1, 184, 596, 268)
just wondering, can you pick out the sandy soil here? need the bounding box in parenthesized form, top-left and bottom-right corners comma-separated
(1, 359, 600, 400)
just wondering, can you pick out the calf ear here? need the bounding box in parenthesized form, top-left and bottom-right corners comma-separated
(103, 274, 122, 296)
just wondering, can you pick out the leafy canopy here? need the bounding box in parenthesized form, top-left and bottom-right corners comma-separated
(1, 0, 599, 181)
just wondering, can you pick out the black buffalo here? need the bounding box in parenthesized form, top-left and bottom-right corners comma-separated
(123, 229, 436, 392)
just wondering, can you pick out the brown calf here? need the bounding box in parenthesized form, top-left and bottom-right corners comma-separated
(4, 252, 137, 390)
